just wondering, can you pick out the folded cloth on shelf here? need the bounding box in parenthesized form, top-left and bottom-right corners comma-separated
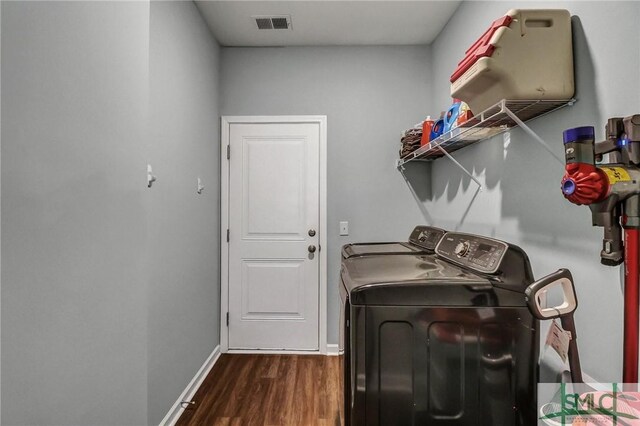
(400, 127, 422, 158)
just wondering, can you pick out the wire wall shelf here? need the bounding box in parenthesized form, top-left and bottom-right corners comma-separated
(396, 98, 576, 172)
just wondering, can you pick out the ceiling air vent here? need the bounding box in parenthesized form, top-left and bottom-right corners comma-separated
(252, 15, 292, 30)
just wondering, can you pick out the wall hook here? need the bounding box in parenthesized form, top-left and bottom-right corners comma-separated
(147, 164, 157, 188)
(197, 177, 204, 194)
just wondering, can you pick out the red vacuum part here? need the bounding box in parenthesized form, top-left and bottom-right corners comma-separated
(624, 228, 640, 384)
(561, 163, 609, 205)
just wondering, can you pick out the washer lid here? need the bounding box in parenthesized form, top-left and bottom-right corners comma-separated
(341, 226, 446, 259)
(341, 254, 503, 306)
(341, 242, 420, 259)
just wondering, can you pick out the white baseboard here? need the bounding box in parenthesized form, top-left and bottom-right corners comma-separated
(225, 345, 342, 356)
(226, 349, 320, 355)
(326, 344, 341, 356)
(159, 345, 221, 426)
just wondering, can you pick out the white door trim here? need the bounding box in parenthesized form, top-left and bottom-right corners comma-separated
(220, 115, 328, 354)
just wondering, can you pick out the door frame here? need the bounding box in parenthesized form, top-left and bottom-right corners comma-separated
(220, 115, 328, 354)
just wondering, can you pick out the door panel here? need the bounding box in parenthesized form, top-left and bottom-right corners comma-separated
(228, 122, 320, 350)
(241, 260, 305, 320)
(242, 138, 306, 239)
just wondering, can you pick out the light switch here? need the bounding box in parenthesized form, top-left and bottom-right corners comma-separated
(339, 221, 349, 236)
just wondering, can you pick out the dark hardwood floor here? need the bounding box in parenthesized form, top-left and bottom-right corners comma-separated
(176, 354, 343, 426)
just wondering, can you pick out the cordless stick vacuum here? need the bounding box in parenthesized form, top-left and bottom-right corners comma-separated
(560, 115, 640, 384)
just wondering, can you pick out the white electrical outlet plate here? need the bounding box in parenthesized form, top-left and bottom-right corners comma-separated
(339, 221, 349, 236)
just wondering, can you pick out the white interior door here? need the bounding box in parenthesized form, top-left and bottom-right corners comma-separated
(227, 121, 320, 350)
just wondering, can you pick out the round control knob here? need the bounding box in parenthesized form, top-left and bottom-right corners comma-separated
(454, 241, 470, 257)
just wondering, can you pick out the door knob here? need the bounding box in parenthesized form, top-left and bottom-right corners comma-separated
(308, 245, 317, 253)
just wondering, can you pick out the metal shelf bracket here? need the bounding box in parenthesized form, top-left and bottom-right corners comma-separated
(435, 145, 483, 190)
(502, 107, 565, 165)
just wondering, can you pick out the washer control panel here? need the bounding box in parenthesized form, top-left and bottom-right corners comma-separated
(408, 226, 446, 251)
(436, 232, 509, 274)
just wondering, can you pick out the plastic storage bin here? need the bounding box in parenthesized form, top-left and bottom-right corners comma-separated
(450, 9, 574, 114)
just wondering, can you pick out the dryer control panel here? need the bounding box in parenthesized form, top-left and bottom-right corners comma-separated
(409, 226, 446, 251)
(436, 232, 508, 274)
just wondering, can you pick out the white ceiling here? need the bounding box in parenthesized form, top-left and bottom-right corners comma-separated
(194, 1, 462, 47)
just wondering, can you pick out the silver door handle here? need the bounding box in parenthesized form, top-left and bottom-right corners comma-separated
(308, 245, 316, 253)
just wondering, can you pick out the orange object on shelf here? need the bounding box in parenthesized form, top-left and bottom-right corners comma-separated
(456, 102, 473, 126)
(420, 117, 435, 147)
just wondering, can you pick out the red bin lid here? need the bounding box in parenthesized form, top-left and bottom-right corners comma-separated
(450, 15, 513, 83)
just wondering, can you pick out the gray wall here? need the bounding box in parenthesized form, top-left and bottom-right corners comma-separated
(424, 1, 640, 382)
(2, 2, 150, 424)
(220, 46, 433, 344)
(1, 1, 221, 425)
(147, 2, 220, 425)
